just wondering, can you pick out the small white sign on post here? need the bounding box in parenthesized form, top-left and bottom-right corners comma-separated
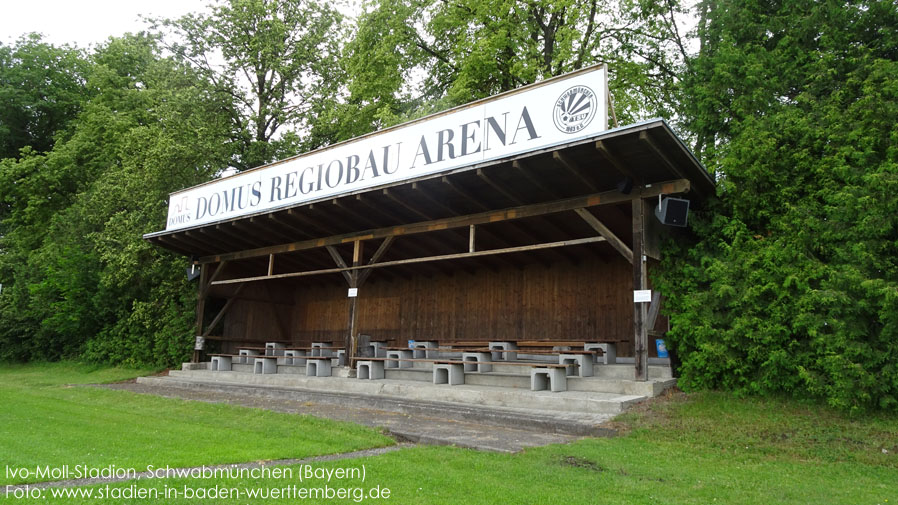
(348, 288, 358, 298)
(194, 336, 205, 350)
(633, 290, 652, 303)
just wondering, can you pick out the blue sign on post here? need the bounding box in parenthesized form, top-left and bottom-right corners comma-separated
(656, 339, 669, 358)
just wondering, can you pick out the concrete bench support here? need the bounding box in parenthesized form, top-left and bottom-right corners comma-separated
(433, 363, 465, 385)
(530, 367, 567, 392)
(210, 355, 232, 371)
(265, 342, 286, 356)
(310, 342, 333, 357)
(366, 342, 388, 358)
(462, 352, 492, 373)
(238, 349, 260, 364)
(489, 341, 518, 361)
(253, 357, 278, 375)
(356, 360, 385, 380)
(306, 359, 332, 377)
(410, 340, 437, 359)
(559, 354, 594, 377)
(283, 349, 307, 365)
(584, 343, 617, 364)
(385, 350, 414, 368)
(336, 349, 347, 367)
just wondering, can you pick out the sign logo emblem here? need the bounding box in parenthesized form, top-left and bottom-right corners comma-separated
(553, 85, 597, 134)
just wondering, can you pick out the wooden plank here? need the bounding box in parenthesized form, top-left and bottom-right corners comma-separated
(574, 208, 633, 263)
(632, 198, 648, 381)
(200, 179, 689, 264)
(212, 236, 607, 286)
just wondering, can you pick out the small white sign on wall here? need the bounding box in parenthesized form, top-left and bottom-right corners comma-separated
(633, 290, 652, 303)
(194, 336, 205, 350)
(348, 288, 358, 298)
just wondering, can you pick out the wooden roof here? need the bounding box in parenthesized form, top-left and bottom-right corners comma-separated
(144, 119, 712, 281)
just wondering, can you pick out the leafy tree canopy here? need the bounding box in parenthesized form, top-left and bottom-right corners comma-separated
(0, 33, 89, 160)
(148, 0, 343, 169)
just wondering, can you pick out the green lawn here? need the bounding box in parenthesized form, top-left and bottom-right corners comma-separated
(2, 364, 897, 504)
(0, 362, 393, 485)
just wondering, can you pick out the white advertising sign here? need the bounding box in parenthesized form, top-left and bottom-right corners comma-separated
(163, 65, 608, 231)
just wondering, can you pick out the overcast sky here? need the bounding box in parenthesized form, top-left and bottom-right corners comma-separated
(0, 0, 212, 48)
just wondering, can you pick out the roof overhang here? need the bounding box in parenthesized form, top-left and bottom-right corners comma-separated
(145, 119, 713, 261)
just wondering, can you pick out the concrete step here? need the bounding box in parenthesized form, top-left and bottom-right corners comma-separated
(136, 374, 620, 437)
(162, 369, 645, 415)
(189, 363, 673, 397)
(379, 366, 674, 396)
(398, 359, 672, 379)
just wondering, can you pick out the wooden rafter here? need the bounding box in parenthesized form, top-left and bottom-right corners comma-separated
(552, 151, 598, 191)
(199, 179, 690, 264)
(639, 131, 687, 181)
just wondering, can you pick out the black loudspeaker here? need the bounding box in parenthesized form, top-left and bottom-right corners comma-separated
(616, 177, 634, 194)
(655, 197, 690, 227)
(186, 263, 202, 282)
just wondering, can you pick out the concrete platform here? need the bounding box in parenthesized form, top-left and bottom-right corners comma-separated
(152, 367, 672, 416)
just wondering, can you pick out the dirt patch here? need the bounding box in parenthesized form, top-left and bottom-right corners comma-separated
(560, 456, 604, 472)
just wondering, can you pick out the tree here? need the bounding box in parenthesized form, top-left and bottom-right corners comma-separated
(149, 0, 343, 169)
(309, 0, 692, 145)
(0, 34, 88, 160)
(0, 33, 235, 365)
(659, 0, 898, 412)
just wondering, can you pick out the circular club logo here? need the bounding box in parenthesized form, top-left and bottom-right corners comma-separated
(553, 85, 597, 134)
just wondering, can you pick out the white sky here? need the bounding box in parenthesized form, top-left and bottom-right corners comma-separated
(0, 0, 213, 48)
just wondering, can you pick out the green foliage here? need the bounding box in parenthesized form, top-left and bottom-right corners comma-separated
(309, 0, 690, 145)
(660, 0, 898, 412)
(150, 0, 343, 169)
(0, 34, 88, 160)
(0, 34, 234, 367)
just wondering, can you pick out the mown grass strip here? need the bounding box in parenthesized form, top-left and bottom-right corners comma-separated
(0, 362, 393, 485)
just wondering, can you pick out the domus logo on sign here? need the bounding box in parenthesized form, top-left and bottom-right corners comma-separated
(553, 85, 597, 134)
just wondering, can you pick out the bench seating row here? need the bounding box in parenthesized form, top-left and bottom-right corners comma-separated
(357, 357, 573, 392)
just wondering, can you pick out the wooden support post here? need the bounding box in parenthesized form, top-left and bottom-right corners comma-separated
(469, 225, 476, 253)
(346, 240, 364, 367)
(192, 263, 209, 363)
(632, 198, 648, 381)
(267, 254, 275, 276)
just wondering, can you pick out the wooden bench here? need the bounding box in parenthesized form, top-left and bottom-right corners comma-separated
(517, 340, 624, 364)
(355, 357, 570, 391)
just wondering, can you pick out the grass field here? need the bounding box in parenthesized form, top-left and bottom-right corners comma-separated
(0, 362, 393, 486)
(2, 363, 897, 504)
